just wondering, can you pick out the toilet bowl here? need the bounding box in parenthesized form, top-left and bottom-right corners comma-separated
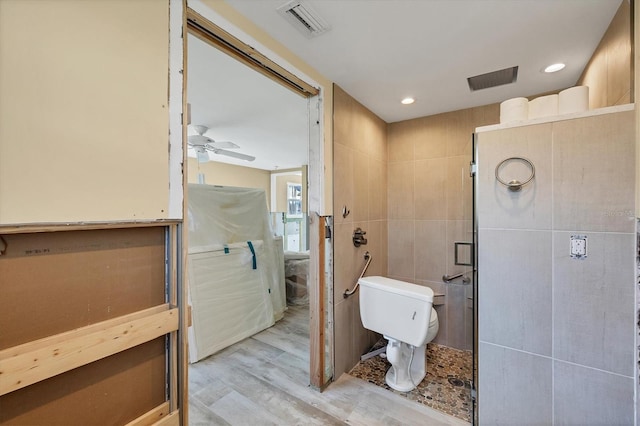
(358, 276, 439, 392)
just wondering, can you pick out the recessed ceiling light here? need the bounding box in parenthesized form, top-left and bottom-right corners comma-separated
(401, 97, 415, 105)
(544, 63, 565, 73)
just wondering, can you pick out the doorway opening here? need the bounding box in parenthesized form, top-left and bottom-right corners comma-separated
(183, 6, 332, 420)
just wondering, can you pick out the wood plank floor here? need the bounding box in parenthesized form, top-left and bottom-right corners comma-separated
(188, 304, 469, 425)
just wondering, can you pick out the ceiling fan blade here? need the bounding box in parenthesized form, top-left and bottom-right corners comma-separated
(212, 148, 255, 162)
(207, 141, 239, 149)
(188, 134, 213, 146)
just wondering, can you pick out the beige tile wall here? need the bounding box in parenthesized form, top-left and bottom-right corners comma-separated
(577, 0, 632, 108)
(387, 103, 498, 350)
(332, 85, 388, 377)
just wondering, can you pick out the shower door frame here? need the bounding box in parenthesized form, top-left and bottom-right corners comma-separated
(471, 132, 479, 425)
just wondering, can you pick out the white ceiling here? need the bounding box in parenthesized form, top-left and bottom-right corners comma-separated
(188, 33, 309, 171)
(189, 0, 624, 171)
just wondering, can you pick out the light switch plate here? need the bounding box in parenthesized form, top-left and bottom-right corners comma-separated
(570, 235, 587, 259)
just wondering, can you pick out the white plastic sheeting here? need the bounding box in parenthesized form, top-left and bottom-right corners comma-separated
(187, 184, 286, 362)
(188, 241, 273, 363)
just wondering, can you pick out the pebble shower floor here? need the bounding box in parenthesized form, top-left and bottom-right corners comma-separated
(348, 339, 472, 422)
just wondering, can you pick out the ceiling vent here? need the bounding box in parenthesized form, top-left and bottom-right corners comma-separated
(467, 66, 518, 91)
(277, 1, 331, 38)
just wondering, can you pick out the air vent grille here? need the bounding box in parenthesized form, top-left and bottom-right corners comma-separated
(277, 1, 330, 38)
(467, 66, 518, 91)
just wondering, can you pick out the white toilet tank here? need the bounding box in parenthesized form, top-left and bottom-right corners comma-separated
(359, 276, 434, 347)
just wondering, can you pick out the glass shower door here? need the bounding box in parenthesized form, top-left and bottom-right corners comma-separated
(471, 132, 479, 425)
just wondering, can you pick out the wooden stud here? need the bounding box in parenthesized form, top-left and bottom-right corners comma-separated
(152, 410, 180, 426)
(124, 402, 171, 426)
(0, 307, 178, 396)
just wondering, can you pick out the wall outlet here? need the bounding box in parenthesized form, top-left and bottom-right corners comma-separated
(570, 235, 587, 259)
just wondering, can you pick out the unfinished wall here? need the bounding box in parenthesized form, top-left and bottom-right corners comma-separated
(578, 0, 632, 109)
(0, 226, 178, 425)
(0, 0, 172, 224)
(386, 104, 499, 350)
(332, 85, 388, 377)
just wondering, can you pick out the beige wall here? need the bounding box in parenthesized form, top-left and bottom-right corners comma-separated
(0, 0, 171, 224)
(578, 0, 632, 109)
(387, 103, 499, 350)
(332, 85, 388, 377)
(201, 0, 333, 215)
(187, 158, 271, 208)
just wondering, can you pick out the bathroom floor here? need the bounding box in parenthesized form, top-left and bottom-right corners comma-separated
(348, 339, 473, 422)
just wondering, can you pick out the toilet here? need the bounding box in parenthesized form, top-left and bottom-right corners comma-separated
(358, 276, 439, 392)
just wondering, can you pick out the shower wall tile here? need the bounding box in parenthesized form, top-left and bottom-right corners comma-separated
(414, 159, 446, 220)
(352, 153, 370, 223)
(368, 157, 387, 221)
(388, 162, 414, 220)
(445, 155, 472, 221)
(552, 111, 635, 233)
(478, 229, 552, 356)
(387, 220, 414, 280)
(414, 220, 446, 283)
(363, 220, 385, 278)
(478, 343, 552, 426)
(387, 121, 415, 162)
(445, 282, 468, 350)
(554, 360, 635, 426)
(414, 115, 447, 160)
(445, 108, 474, 157)
(333, 143, 354, 226)
(358, 112, 387, 162)
(553, 231, 635, 376)
(333, 85, 388, 376)
(445, 220, 473, 278)
(604, 1, 632, 109)
(380, 220, 388, 277)
(334, 221, 368, 305)
(333, 85, 357, 150)
(476, 123, 552, 230)
(333, 298, 353, 378)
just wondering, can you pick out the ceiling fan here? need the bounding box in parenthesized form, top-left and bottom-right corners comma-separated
(187, 125, 255, 162)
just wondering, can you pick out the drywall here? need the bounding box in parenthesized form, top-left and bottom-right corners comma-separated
(0, 0, 171, 224)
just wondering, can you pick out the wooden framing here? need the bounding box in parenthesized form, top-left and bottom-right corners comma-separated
(309, 213, 327, 388)
(0, 223, 184, 425)
(0, 306, 178, 396)
(186, 8, 319, 98)
(124, 402, 170, 426)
